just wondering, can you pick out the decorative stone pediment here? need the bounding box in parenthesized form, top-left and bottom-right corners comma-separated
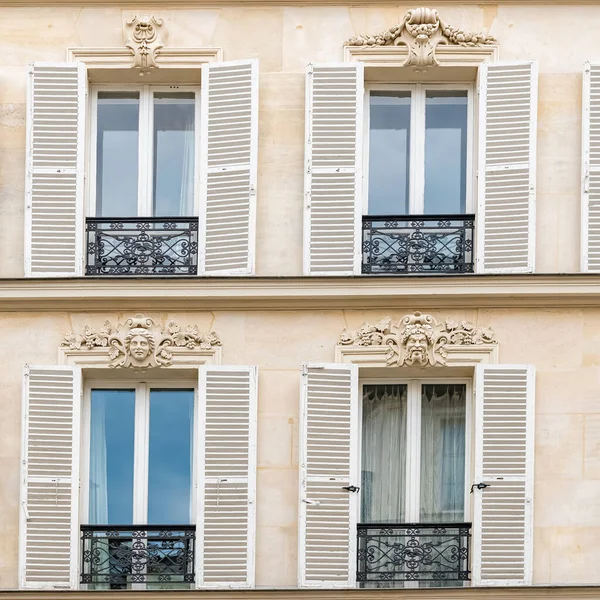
(124, 15, 165, 70)
(339, 312, 496, 367)
(61, 314, 220, 369)
(345, 7, 496, 68)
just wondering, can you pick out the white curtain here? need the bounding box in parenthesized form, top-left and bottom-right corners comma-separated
(420, 384, 466, 523)
(178, 120, 195, 217)
(89, 399, 109, 525)
(361, 384, 407, 523)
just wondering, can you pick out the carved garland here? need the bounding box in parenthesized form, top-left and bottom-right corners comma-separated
(345, 7, 496, 68)
(340, 312, 496, 367)
(61, 314, 220, 368)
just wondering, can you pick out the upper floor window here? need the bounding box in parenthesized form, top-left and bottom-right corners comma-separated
(365, 85, 472, 216)
(25, 60, 258, 278)
(92, 87, 199, 219)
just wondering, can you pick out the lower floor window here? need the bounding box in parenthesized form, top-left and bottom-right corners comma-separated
(83, 384, 196, 589)
(358, 381, 470, 587)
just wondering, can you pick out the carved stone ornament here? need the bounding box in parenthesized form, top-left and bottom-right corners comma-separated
(339, 312, 496, 367)
(61, 314, 221, 368)
(345, 7, 496, 68)
(124, 15, 164, 70)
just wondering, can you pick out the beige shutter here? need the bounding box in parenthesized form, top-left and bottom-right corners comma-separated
(25, 63, 87, 277)
(477, 62, 537, 273)
(582, 62, 600, 271)
(299, 363, 359, 587)
(304, 63, 363, 276)
(472, 364, 535, 586)
(196, 366, 257, 588)
(19, 365, 81, 589)
(200, 60, 258, 275)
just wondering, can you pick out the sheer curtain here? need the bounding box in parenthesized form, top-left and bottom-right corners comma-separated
(89, 399, 109, 525)
(361, 384, 407, 523)
(420, 384, 466, 522)
(179, 121, 195, 217)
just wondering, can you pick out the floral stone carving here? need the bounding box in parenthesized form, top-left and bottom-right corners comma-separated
(124, 15, 164, 70)
(345, 7, 496, 67)
(339, 312, 496, 367)
(61, 314, 220, 368)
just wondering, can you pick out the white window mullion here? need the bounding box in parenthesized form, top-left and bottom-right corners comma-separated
(411, 86, 426, 215)
(404, 380, 421, 522)
(133, 383, 149, 523)
(138, 87, 153, 217)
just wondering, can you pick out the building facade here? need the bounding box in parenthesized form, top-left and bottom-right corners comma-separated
(0, 1, 599, 598)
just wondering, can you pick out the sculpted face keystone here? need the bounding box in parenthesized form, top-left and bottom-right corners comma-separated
(130, 335, 151, 361)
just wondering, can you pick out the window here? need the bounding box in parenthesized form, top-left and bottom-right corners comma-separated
(91, 86, 200, 218)
(364, 85, 473, 216)
(81, 383, 196, 589)
(357, 379, 471, 587)
(361, 85, 475, 275)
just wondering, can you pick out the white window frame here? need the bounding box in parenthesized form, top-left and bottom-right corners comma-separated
(358, 377, 472, 525)
(87, 84, 202, 218)
(80, 379, 199, 526)
(362, 83, 474, 216)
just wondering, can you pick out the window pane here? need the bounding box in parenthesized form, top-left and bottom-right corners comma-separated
(153, 93, 196, 217)
(424, 91, 468, 214)
(361, 384, 407, 522)
(420, 384, 466, 522)
(148, 389, 194, 524)
(89, 389, 135, 524)
(368, 92, 411, 215)
(96, 92, 139, 217)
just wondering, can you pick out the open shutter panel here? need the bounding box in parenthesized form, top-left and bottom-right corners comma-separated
(25, 62, 86, 277)
(472, 365, 535, 586)
(304, 63, 363, 276)
(477, 62, 537, 273)
(200, 60, 258, 275)
(299, 363, 358, 587)
(196, 366, 257, 588)
(582, 63, 600, 271)
(19, 365, 81, 589)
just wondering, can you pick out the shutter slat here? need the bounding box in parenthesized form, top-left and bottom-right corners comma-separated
(200, 61, 257, 275)
(304, 64, 363, 275)
(196, 366, 257, 588)
(25, 63, 86, 277)
(582, 63, 600, 270)
(299, 364, 358, 588)
(473, 365, 534, 586)
(19, 365, 80, 590)
(477, 62, 537, 273)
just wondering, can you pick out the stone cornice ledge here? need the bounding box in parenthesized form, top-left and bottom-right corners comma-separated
(0, 0, 593, 4)
(0, 586, 599, 599)
(1, 274, 600, 311)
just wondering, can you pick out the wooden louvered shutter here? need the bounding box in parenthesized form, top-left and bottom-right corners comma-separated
(25, 63, 86, 277)
(19, 365, 81, 589)
(472, 364, 535, 586)
(582, 62, 600, 271)
(477, 62, 538, 273)
(196, 366, 257, 588)
(200, 60, 258, 275)
(299, 363, 359, 587)
(304, 63, 363, 276)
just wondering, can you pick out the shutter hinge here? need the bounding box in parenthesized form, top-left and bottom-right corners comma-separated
(301, 364, 308, 376)
(470, 482, 490, 493)
(307, 64, 314, 75)
(250, 184, 256, 196)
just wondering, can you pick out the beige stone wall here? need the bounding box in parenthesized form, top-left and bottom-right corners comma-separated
(0, 307, 598, 587)
(0, 3, 590, 276)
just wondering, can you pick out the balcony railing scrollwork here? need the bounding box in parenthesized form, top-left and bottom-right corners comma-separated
(86, 217, 199, 276)
(362, 214, 475, 275)
(80, 524, 196, 588)
(357, 522, 471, 586)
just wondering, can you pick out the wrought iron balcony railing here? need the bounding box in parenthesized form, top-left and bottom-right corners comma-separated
(362, 214, 475, 275)
(86, 217, 199, 276)
(80, 525, 195, 588)
(357, 522, 471, 586)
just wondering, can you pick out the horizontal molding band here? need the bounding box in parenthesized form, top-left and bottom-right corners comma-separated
(0, 0, 592, 5)
(1, 274, 600, 311)
(1, 587, 600, 599)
